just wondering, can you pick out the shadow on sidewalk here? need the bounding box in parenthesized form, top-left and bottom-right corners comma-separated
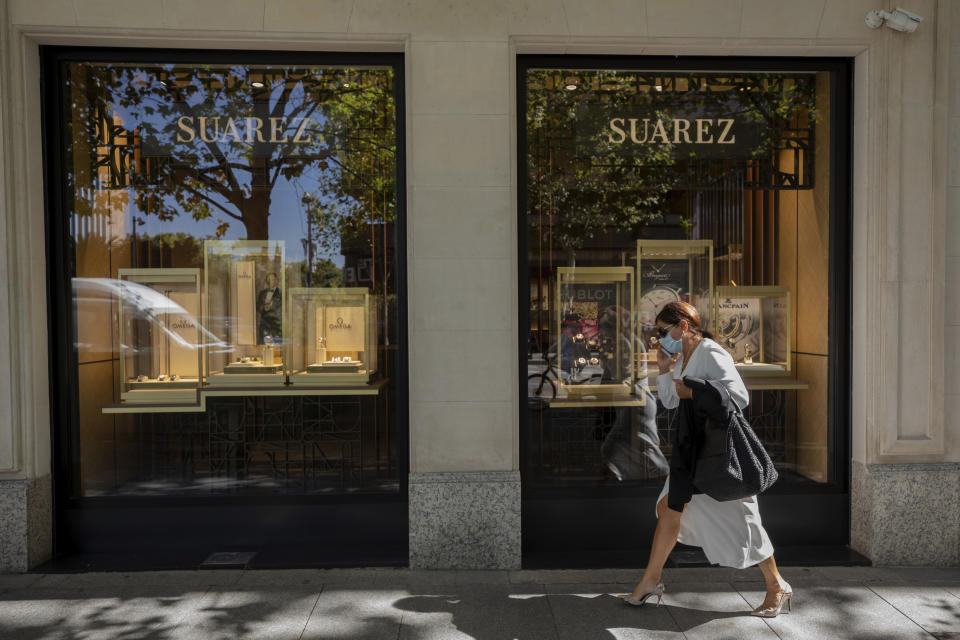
(393, 592, 754, 639)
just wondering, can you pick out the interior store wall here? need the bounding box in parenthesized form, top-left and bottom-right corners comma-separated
(0, 0, 957, 571)
(779, 70, 832, 483)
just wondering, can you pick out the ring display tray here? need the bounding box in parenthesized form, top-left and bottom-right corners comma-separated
(206, 371, 286, 387)
(223, 363, 283, 374)
(128, 378, 199, 390)
(306, 362, 364, 372)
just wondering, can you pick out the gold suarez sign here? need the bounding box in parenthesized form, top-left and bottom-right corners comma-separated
(576, 106, 763, 159)
(175, 115, 315, 145)
(607, 117, 737, 146)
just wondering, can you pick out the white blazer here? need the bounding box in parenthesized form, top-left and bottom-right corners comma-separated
(656, 338, 749, 410)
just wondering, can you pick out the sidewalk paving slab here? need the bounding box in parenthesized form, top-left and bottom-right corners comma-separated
(883, 568, 960, 584)
(658, 581, 779, 640)
(176, 588, 322, 640)
(1, 566, 959, 639)
(0, 586, 209, 640)
(395, 584, 559, 640)
(867, 584, 960, 637)
(27, 569, 246, 590)
(545, 585, 681, 640)
(0, 572, 45, 592)
(302, 586, 406, 640)
(813, 566, 914, 584)
(736, 584, 939, 640)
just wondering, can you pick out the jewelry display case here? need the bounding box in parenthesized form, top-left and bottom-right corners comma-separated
(636, 239, 714, 372)
(286, 287, 377, 385)
(714, 285, 791, 376)
(116, 268, 203, 404)
(556, 266, 638, 401)
(204, 240, 287, 386)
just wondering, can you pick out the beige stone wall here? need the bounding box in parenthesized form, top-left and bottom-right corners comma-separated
(0, 0, 955, 511)
(946, 0, 960, 462)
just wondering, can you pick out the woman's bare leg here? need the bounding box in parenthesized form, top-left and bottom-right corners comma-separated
(755, 555, 791, 610)
(629, 495, 683, 598)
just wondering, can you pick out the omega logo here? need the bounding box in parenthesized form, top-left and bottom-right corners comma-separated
(329, 317, 352, 330)
(608, 117, 736, 145)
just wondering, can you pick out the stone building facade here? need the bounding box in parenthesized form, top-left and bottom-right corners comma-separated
(0, 0, 958, 571)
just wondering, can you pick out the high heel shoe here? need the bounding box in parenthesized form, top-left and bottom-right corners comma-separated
(621, 582, 665, 607)
(750, 588, 793, 618)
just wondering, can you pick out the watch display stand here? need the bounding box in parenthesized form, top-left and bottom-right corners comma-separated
(714, 285, 791, 376)
(286, 287, 377, 386)
(636, 239, 714, 379)
(556, 266, 639, 402)
(204, 239, 287, 386)
(116, 268, 203, 404)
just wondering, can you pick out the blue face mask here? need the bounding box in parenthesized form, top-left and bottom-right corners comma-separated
(658, 329, 682, 354)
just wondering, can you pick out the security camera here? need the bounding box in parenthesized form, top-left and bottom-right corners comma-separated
(865, 7, 923, 32)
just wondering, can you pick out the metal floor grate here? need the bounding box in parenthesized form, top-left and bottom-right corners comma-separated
(199, 551, 257, 569)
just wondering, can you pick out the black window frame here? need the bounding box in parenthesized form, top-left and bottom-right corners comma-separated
(516, 55, 853, 561)
(41, 46, 410, 566)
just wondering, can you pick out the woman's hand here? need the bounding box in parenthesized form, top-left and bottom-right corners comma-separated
(657, 347, 676, 372)
(674, 378, 693, 399)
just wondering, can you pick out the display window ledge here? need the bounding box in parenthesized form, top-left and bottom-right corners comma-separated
(102, 379, 388, 414)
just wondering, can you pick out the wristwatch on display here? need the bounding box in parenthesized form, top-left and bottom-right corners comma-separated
(638, 285, 683, 328)
(718, 312, 757, 361)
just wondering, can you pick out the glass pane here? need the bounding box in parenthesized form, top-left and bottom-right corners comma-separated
(67, 60, 400, 496)
(524, 69, 832, 489)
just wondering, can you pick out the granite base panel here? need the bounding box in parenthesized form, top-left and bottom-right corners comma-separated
(0, 476, 52, 573)
(409, 471, 520, 570)
(852, 461, 960, 567)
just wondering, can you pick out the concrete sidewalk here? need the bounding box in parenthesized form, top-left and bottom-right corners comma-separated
(0, 566, 957, 639)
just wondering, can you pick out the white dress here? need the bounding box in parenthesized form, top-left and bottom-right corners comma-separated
(655, 338, 774, 569)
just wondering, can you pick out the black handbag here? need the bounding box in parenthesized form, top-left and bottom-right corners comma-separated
(691, 383, 778, 501)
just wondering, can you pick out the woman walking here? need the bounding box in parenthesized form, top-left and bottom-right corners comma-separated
(622, 301, 792, 617)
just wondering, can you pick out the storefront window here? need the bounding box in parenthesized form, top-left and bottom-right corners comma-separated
(523, 66, 837, 490)
(62, 59, 402, 496)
